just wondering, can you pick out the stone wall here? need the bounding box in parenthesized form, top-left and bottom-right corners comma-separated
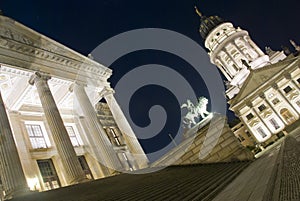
(152, 113, 254, 167)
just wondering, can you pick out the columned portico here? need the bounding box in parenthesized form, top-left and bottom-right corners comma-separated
(71, 83, 123, 172)
(100, 87, 149, 168)
(0, 90, 29, 198)
(29, 72, 87, 184)
(0, 12, 149, 195)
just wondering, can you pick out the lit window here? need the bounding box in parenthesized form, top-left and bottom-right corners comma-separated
(280, 108, 296, 125)
(246, 113, 254, 120)
(78, 156, 93, 180)
(256, 127, 267, 138)
(110, 128, 122, 146)
(26, 124, 48, 149)
(283, 86, 293, 94)
(105, 127, 123, 146)
(119, 152, 134, 171)
(66, 126, 81, 147)
(37, 159, 61, 190)
(258, 104, 267, 112)
(269, 118, 280, 129)
(272, 98, 280, 105)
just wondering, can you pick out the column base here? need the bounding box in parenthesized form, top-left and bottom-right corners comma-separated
(4, 187, 31, 200)
(68, 177, 90, 185)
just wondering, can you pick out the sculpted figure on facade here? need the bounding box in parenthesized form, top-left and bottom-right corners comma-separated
(181, 97, 210, 128)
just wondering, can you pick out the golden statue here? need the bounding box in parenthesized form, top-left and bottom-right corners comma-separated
(194, 6, 202, 17)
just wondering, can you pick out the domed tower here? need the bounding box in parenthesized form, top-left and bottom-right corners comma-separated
(195, 7, 270, 99)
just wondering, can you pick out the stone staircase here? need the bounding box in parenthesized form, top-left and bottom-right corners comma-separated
(264, 135, 300, 201)
(10, 162, 251, 201)
(213, 133, 300, 201)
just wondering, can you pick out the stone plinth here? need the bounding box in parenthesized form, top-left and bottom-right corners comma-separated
(152, 113, 254, 167)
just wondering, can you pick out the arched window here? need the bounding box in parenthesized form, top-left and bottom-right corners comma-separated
(280, 108, 296, 125)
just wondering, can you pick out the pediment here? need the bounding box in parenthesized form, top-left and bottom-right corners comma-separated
(0, 15, 111, 86)
(231, 57, 299, 106)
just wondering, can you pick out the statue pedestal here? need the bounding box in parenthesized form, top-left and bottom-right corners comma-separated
(152, 113, 254, 167)
(183, 113, 213, 138)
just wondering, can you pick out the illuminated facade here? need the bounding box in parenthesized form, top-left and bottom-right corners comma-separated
(0, 13, 148, 199)
(196, 8, 300, 145)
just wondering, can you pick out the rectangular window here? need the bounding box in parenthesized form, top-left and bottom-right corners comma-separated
(245, 131, 251, 137)
(25, 124, 48, 149)
(272, 98, 280, 105)
(118, 152, 134, 171)
(269, 118, 280, 129)
(78, 156, 93, 180)
(283, 86, 293, 94)
(258, 104, 267, 112)
(110, 128, 122, 146)
(246, 113, 254, 120)
(37, 159, 61, 190)
(256, 127, 267, 138)
(66, 126, 81, 147)
(238, 135, 245, 142)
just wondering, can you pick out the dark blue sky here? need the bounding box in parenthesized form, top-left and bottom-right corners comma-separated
(1, 0, 299, 160)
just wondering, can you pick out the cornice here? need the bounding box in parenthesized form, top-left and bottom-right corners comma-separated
(0, 15, 112, 86)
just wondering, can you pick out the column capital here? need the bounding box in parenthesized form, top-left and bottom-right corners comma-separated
(259, 93, 266, 99)
(271, 83, 279, 90)
(245, 101, 253, 108)
(69, 82, 87, 93)
(99, 86, 115, 98)
(29, 71, 51, 85)
(284, 72, 292, 80)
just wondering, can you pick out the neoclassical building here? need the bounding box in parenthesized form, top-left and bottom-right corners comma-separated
(195, 8, 300, 146)
(0, 13, 148, 199)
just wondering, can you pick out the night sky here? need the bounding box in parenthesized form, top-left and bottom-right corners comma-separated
(1, 0, 299, 161)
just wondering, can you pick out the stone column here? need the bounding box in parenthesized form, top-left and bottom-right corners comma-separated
(215, 57, 232, 81)
(272, 84, 299, 115)
(224, 49, 239, 69)
(260, 93, 287, 126)
(29, 72, 87, 184)
(71, 83, 123, 172)
(76, 116, 110, 177)
(284, 73, 300, 96)
(233, 40, 247, 59)
(100, 86, 149, 169)
(221, 50, 237, 75)
(246, 38, 265, 56)
(0, 91, 29, 199)
(246, 102, 272, 134)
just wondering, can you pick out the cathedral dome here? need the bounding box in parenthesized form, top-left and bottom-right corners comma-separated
(195, 7, 224, 39)
(199, 15, 224, 39)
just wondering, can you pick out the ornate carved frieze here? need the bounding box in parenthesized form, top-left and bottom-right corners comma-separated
(0, 15, 112, 84)
(248, 119, 259, 127)
(287, 91, 299, 100)
(260, 109, 272, 119)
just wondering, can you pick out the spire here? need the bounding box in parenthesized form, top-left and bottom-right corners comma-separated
(194, 6, 203, 18)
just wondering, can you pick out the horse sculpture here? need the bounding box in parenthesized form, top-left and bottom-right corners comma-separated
(181, 97, 210, 128)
